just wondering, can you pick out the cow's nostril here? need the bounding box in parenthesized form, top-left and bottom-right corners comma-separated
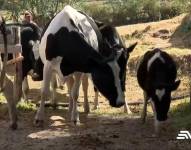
(31, 73, 43, 81)
(116, 100, 125, 107)
(110, 100, 124, 108)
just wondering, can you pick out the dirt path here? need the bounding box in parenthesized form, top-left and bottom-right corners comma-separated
(0, 76, 190, 150)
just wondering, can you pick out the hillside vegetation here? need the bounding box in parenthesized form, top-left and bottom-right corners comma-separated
(117, 13, 191, 75)
(1, 0, 191, 26)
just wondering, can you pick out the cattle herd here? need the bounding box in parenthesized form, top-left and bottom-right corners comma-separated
(0, 5, 180, 136)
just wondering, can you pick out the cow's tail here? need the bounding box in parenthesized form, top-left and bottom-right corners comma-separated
(0, 17, 8, 92)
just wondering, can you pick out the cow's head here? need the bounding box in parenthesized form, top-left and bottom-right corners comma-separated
(91, 25, 137, 107)
(29, 40, 40, 60)
(21, 24, 43, 80)
(150, 80, 180, 121)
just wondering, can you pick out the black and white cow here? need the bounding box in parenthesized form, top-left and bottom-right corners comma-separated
(20, 23, 42, 100)
(137, 48, 180, 134)
(81, 23, 136, 113)
(35, 5, 136, 126)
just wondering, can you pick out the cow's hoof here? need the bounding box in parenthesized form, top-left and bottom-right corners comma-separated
(141, 118, 146, 124)
(31, 73, 43, 81)
(52, 104, 57, 110)
(126, 109, 132, 115)
(59, 85, 64, 90)
(34, 119, 44, 127)
(10, 123, 18, 130)
(71, 120, 80, 126)
(93, 105, 99, 110)
(84, 107, 90, 114)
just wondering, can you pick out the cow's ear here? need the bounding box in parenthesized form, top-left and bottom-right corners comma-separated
(126, 42, 137, 53)
(170, 80, 181, 91)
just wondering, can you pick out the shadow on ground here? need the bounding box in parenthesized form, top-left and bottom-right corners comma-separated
(0, 105, 189, 150)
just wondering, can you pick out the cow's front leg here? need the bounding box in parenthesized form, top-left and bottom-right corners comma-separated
(22, 76, 29, 101)
(71, 72, 82, 125)
(82, 74, 89, 113)
(123, 96, 132, 114)
(141, 91, 149, 123)
(3, 75, 17, 129)
(34, 62, 52, 127)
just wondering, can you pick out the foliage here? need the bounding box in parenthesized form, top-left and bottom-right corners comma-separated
(170, 99, 191, 130)
(1, 0, 191, 26)
(17, 101, 36, 112)
(0, 0, 84, 26)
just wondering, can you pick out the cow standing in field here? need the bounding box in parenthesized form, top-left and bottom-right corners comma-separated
(137, 48, 180, 134)
(35, 5, 136, 126)
(81, 24, 136, 113)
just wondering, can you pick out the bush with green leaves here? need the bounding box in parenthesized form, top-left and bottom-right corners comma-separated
(1, 0, 191, 26)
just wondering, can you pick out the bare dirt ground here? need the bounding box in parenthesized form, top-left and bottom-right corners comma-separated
(0, 75, 190, 150)
(0, 15, 191, 150)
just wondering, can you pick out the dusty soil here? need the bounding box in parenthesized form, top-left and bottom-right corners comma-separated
(0, 75, 190, 150)
(0, 15, 191, 150)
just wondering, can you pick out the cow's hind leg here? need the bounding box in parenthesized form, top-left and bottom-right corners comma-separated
(141, 91, 149, 124)
(34, 62, 52, 127)
(22, 76, 29, 101)
(50, 73, 58, 110)
(93, 87, 99, 110)
(67, 75, 74, 118)
(71, 72, 82, 125)
(82, 74, 89, 113)
(3, 75, 17, 129)
(124, 98, 132, 114)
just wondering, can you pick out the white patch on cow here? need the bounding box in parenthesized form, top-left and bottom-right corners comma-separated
(30, 40, 40, 60)
(39, 5, 99, 64)
(155, 88, 165, 101)
(49, 56, 68, 85)
(22, 76, 29, 100)
(116, 50, 123, 59)
(147, 51, 165, 71)
(108, 60, 125, 105)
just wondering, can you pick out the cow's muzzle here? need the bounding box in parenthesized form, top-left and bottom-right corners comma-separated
(110, 100, 125, 108)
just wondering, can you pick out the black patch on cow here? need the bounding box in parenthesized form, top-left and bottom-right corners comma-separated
(91, 64, 118, 107)
(45, 27, 105, 75)
(21, 23, 41, 79)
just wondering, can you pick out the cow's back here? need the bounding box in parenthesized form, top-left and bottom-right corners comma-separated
(137, 49, 177, 91)
(39, 5, 99, 64)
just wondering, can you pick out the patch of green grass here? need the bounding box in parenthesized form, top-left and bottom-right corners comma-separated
(0, 93, 6, 104)
(170, 98, 191, 130)
(17, 101, 36, 112)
